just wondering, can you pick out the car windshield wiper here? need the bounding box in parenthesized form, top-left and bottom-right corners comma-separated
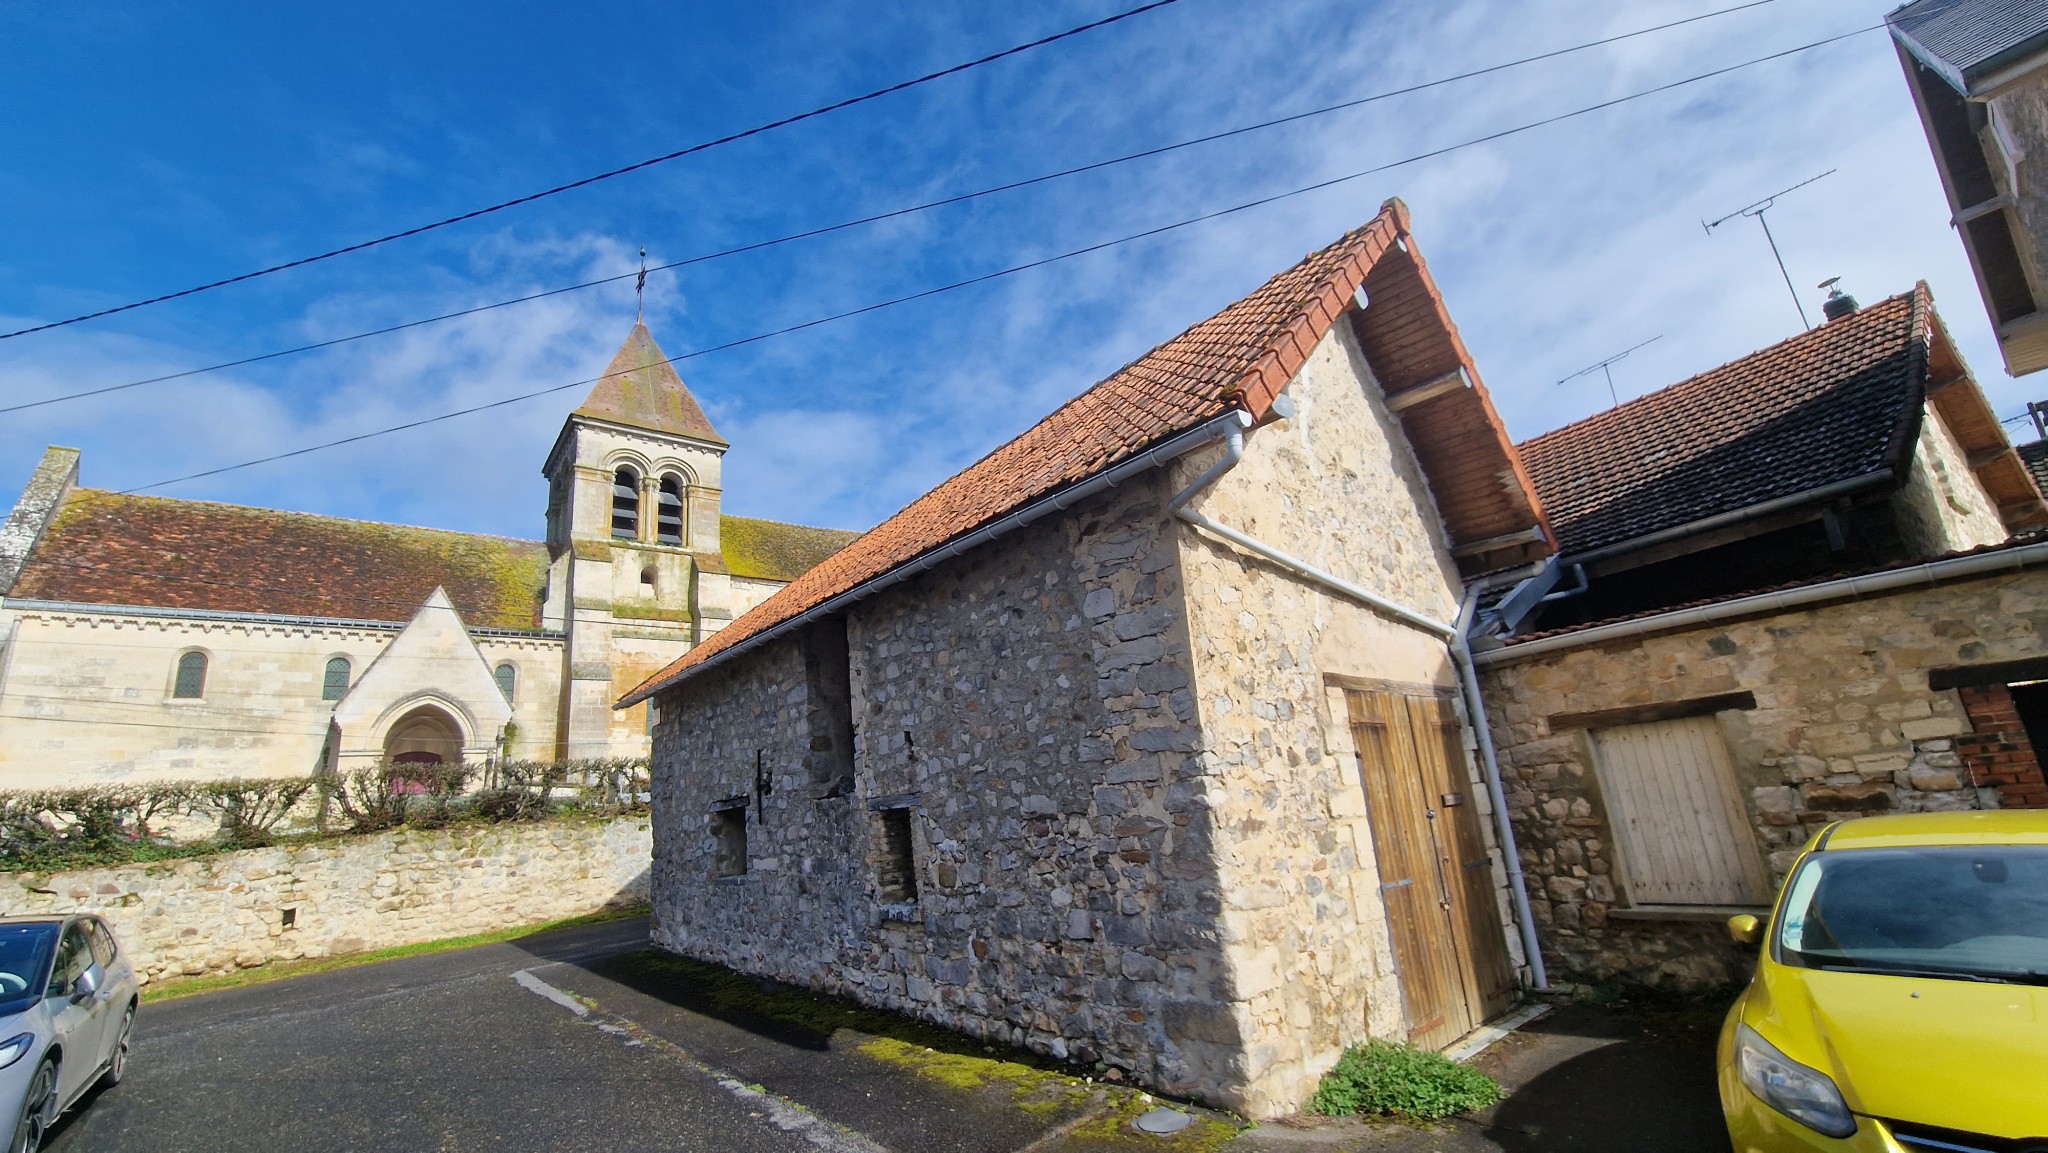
(1820, 963, 2014, 984)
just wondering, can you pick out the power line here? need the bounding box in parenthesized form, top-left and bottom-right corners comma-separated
(0, 0, 1187, 342)
(0, 0, 1782, 419)
(123, 24, 1879, 496)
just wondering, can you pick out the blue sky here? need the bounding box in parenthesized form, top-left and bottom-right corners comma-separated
(0, 0, 2015, 540)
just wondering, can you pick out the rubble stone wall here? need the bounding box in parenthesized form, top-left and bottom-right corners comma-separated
(1172, 321, 1504, 1115)
(1476, 568, 2048, 987)
(0, 815, 651, 983)
(648, 475, 1245, 1106)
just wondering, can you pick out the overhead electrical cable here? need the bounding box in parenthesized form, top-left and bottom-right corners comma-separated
(1, 0, 1782, 418)
(0, 0, 1186, 341)
(123, 24, 1879, 496)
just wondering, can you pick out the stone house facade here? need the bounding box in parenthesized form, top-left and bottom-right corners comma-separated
(627, 203, 1557, 1117)
(0, 323, 854, 787)
(1471, 284, 2048, 987)
(1891, 0, 2048, 374)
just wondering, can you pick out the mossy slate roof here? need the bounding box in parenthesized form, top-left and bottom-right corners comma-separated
(720, 515, 858, 582)
(6, 491, 856, 630)
(10, 490, 554, 630)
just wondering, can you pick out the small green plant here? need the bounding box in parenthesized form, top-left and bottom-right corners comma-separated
(1310, 1039, 1503, 1119)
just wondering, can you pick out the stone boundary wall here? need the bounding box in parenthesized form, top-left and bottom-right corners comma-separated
(0, 815, 650, 983)
(1476, 567, 2048, 988)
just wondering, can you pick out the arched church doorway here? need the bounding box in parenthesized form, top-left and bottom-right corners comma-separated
(382, 705, 464, 766)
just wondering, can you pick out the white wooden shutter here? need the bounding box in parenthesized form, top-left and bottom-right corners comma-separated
(1589, 715, 1769, 906)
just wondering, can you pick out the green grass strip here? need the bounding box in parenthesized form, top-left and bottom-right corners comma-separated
(139, 904, 647, 1003)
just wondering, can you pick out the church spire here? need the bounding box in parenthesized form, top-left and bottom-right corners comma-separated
(570, 321, 726, 445)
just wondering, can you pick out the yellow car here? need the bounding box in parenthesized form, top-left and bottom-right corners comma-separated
(1718, 810, 2048, 1151)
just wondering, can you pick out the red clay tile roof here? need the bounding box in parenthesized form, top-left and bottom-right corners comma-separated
(574, 322, 726, 445)
(720, 515, 859, 582)
(1518, 288, 1931, 557)
(9, 489, 552, 630)
(622, 202, 1544, 704)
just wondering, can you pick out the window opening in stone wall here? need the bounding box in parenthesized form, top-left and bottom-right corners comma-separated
(494, 663, 517, 704)
(711, 805, 748, 877)
(640, 565, 657, 589)
(611, 467, 641, 539)
(2006, 680, 2048, 756)
(657, 475, 685, 545)
(874, 807, 918, 903)
(799, 617, 857, 798)
(1588, 714, 1770, 906)
(321, 656, 351, 702)
(173, 651, 207, 699)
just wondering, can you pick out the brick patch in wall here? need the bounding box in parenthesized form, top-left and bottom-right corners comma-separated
(1957, 684, 2048, 808)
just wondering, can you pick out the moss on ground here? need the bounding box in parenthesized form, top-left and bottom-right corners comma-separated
(611, 950, 1244, 1147)
(140, 905, 647, 1003)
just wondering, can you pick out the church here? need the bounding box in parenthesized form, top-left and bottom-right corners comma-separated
(0, 322, 857, 789)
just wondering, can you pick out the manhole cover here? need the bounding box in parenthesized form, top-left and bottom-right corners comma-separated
(1136, 1107, 1195, 1134)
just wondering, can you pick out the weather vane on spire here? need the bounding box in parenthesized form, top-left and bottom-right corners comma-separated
(635, 246, 648, 323)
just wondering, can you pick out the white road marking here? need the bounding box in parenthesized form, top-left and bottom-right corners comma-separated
(511, 966, 887, 1153)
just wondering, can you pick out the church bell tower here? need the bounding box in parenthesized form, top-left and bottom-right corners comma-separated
(541, 321, 732, 759)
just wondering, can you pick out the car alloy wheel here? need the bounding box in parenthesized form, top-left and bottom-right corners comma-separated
(103, 1007, 133, 1087)
(10, 1058, 54, 1153)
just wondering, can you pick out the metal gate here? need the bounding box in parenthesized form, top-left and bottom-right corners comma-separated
(1346, 687, 1518, 1050)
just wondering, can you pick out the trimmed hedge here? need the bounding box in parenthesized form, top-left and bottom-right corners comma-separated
(0, 757, 650, 871)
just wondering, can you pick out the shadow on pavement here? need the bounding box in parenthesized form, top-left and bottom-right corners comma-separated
(1469, 1001, 1730, 1153)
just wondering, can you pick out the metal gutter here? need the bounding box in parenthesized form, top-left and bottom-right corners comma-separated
(620, 410, 1257, 706)
(1476, 536, 2048, 667)
(1166, 411, 1547, 991)
(1560, 469, 1895, 569)
(0, 597, 563, 640)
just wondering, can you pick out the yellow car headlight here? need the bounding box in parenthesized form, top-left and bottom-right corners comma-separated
(1735, 1023, 1857, 1138)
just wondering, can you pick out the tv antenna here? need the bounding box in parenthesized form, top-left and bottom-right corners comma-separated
(1557, 336, 1662, 408)
(1704, 169, 1836, 331)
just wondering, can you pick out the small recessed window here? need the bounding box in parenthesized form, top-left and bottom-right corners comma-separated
(874, 808, 918, 904)
(611, 467, 641, 540)
(321, 656, 351, 702)
(711, 807, 747, 877)
(640, 565, 657, 589)
(494, 663, 517, 704)
(173, 651, 208, 699)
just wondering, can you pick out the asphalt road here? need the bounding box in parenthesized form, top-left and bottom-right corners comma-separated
(42, 918, 860, 1153)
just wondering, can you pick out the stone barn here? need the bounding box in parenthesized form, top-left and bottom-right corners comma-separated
(622, 201, 1557, 1117)
(1471, 283, 2048, 988)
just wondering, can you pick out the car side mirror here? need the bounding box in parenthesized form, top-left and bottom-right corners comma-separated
(1726, 914, 1763, 947)
(68, 965, 100, 1005)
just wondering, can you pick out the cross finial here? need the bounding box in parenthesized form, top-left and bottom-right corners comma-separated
(635, 246, 647, 323)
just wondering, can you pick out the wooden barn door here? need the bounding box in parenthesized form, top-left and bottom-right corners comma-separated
(1347, 688, 1518, 1050)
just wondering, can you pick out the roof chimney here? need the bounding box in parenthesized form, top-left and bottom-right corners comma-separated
(1819, 277, 1859, 322)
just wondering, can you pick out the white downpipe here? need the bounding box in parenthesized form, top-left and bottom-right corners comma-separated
(1454, 583, 1549, 990)
(1167, 413, 1549, 991)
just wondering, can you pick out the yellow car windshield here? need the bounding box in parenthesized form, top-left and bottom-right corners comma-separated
(1775, 845, 2048, 983)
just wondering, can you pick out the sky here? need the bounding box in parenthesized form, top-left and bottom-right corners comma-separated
(0, 0, 2022, 541)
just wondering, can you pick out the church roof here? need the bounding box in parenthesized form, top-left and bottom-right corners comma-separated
(572, 322, 726, 444)
(720, 515, 859, 582)
(8, 489, 552, 631)
(621, 201, 1549, 705)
